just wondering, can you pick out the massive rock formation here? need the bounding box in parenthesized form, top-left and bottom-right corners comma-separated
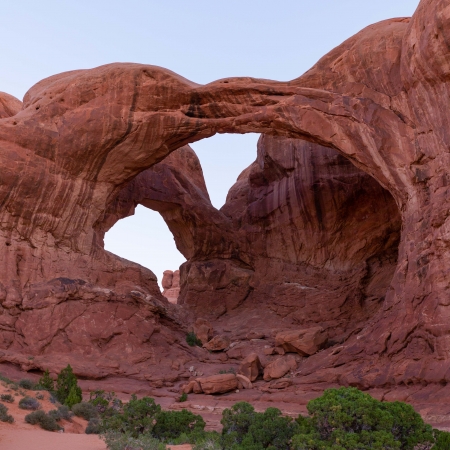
(0, 0, 449, 390)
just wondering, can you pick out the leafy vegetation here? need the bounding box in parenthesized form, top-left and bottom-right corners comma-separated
(179, 392, 188, 402)
(152, 409, 206, 441)
(86, 417, 102, 434)
(37, 369, 54, 391)
(219, 368, 236, 375)
(72, 401, 99, 420)
(101, 431, 165, 450)
(89, 390, 122, 415)
(0, 394, 14, 403)
(102, 395, 161, 437)
(18, 378, 35, 390)
(25, 410, 60, 431)
(0, 373, 14, 384)
(292, 387, 436, 450)
(186, 331, 202, 347)
(55, 364, 82, 407)
(0, 403, 14, 423)
(221, 402, 298, 450)
(18, 396, 41, 410)
(49, 405, 73, 421)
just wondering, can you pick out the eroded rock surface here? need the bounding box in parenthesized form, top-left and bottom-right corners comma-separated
(0, 0, 449, 397)
(162, 270, 181, 304)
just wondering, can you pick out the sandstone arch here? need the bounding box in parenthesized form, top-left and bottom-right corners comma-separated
(0, 0, 448, 386)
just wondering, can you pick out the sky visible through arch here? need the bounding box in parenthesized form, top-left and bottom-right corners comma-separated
(1, 0, 420, 287)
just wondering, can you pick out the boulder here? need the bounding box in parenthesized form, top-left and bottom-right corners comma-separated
(236, 374, 252, 389)
(275, 328, 327, 356)
(263, 347, 285, 356)
(196, 374, 238, 394)
(238, 353, 262, 382)
(181, 380, 201, 394)
(269, 378, 293, 389)
(263, 355, 297, 381)
(203, 335, 230, 352)
(193, 318, 214, 344)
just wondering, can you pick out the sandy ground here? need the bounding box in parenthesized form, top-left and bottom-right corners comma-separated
(0, 376, 195, 450)
(0, 428, 106, 450)
(0, 379, 107, 449)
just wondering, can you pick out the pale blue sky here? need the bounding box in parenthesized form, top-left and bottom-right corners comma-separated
(1, 1, 420, 286)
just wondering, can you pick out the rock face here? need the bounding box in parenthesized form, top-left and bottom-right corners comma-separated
(238, 353, 262, 382)
(193, 318, 213, 345)
(275, 328, 327, 356)
(162, 270, 180, 304)
(195, 374, 238, 394)
(263, 356, 297, 381)
(203, 335, 230, 352)
(0, 0, 449, 392)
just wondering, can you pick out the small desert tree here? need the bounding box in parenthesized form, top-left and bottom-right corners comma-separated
(37, 369, 54, 391)
(55, 364, 82, 406)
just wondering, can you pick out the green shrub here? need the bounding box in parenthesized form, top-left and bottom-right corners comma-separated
(434, 429, 450, 449)
(37, 369, 54, 391)
(55, 365, 82, 407)
(179, 392, 188, 403)
(173, 430, 221, 446)
(241, 407, 298, 450)
(102, 395, 161, 438)
(72, 401, 98, 420)
(19, 396, 41, 410)
(221, 402, 297, 450)
(0, 394, 14, 403)
(0, 403, 14, 423)
(0, 373, 14, 384)
(193, 435, 222, 450)
(291, 387, 434, 450)
(89, 390, 122, 416)
(153, 410, 205, 441)
(101, 430, 165, 450)
(65, 384, 82, 408)
(18, 379, 35, 390)
(219, 368, 236, 375)
(186, 332, 202, 347)
(86, 417, 101, 434)
(221, 401, 256, 448)
(48, 405, 73, 422)
(25, 410, 60, 431)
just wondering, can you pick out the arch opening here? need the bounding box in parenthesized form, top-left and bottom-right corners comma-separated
(104, 205, 186, 291)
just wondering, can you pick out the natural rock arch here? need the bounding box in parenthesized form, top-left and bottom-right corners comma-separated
(0, 0, 449, 386)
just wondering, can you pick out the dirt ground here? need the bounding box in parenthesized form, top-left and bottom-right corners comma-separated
(0, 376, 195, 450)
(0, 380, 106, 449)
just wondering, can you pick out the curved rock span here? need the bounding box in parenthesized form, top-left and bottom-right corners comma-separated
(0, 0, 449, 392)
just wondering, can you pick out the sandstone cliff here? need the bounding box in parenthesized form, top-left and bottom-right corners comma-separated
(0, 0, 449, 390)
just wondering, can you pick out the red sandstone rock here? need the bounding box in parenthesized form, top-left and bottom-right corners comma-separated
(162, 271, 174, 290)
(196, 374, 238, 394)
(193, 318, 213, 345)
(236, 374, 252, 389)
(0, 0, 448, 394)
(269, 378, 293, 390)
(275, 328, 327, 356)
(203, 335, 230, 352)
(263, 356, 297, 381)
(162, 270, 180, 304)
(238, 353, 262, 382)
(0, 92, 21, 119)
(264, 347, 285, 356)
